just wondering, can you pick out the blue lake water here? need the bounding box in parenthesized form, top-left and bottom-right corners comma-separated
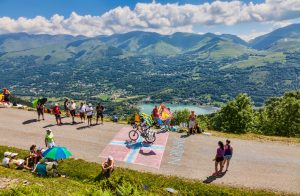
(138, 103, 219, 115)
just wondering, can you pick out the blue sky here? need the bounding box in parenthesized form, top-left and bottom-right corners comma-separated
(0, 0, 299, 40)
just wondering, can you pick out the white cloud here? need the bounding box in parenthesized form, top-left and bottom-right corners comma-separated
(239, 30, 269, 41)
(0, 0, 299, 36)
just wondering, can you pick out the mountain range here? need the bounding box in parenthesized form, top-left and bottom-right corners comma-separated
(0, 24, 299, 106)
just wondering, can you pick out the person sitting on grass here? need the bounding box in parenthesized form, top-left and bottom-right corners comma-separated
(2, 152, 12, 167)
(24, 145, 37, 170)
(9, 153, 25, 170)
(2, 88, 11, 103)
(102, 156, 114, 178)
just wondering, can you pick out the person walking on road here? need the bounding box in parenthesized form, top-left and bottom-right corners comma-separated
(69, 100, 76, 124)
(96, 103, 104, 125)
(45, 128, 55, 148)
(52, 103, 62, 126)
(223, 139, 233, 172)
(79, 102, 86, 123)
(86, 103, 93, 126)
(213, 141, 225, 176)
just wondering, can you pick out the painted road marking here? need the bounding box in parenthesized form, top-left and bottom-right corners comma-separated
(100, 126, 169, 169)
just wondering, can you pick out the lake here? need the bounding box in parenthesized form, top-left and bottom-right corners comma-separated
(138, 103, 219, 115)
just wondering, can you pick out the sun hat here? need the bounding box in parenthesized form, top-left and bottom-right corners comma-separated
(108, 155, 113, 161)
(88, 103, 92, 107)
(4, 152, 12, 157)
(46, 128, 52, 132)
(55, 103, 58, 106)
(11, 153, 18, 157)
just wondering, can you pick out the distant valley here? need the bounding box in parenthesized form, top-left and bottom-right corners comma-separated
(0, 24, 299, 107)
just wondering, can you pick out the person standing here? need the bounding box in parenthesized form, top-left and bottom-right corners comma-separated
(37, 102, 45, 121)
(69, 100, 76, 124)
(2, 88, 11, 102)
(86, 103, 93, 126)
(213, 141, 225, 176)
(188, 111, 196, 135)
(45, 129, 55, 148)
(223, 140, 233, 172)
(52, 103, 62, 126)
(64, 99, 70, 117)
(79, 102, 86, 123)
(96, 103, 104, 125)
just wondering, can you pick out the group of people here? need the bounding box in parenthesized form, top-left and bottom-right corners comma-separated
(2, 144, 59, 177)
(213, 140, 233, 176)
(36, 99, 105, 127)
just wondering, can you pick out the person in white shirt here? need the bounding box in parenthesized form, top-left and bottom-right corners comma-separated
(68, 100, 77, 124)
(2, 152, 11, 167)
(86, 103, 93, 126)
(79, 102, 86, 123)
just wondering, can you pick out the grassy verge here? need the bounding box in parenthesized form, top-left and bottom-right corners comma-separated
(0, 146, 291, 195)
(209, 130, 300, 144)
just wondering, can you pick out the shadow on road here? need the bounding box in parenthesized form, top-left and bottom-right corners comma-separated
(43, 124, 55, 128)
(180, 134, 190, 138)
(22, 119, 37, 125)
(203, 171, 227, 184)
(77, 125, 90, 130)
(140, 149, 156, 156)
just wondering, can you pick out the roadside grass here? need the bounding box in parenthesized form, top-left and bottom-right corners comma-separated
(0, 146, 290, 195)
(209, 130, 300, 144)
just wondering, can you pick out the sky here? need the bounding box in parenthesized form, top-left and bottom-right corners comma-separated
(0, 0, 299, 41)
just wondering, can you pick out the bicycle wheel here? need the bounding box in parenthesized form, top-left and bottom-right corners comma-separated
(145, 131, 156, 143)
(129, 130, 139, 141)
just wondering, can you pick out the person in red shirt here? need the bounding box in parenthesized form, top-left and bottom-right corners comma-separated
(52, 103, 62, 125)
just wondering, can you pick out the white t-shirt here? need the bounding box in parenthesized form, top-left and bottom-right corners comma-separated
(79, 105, 86, 113)
(68, 103, 76, 110)
(86, 107, 93, 116)
(2, 157, 10, 167)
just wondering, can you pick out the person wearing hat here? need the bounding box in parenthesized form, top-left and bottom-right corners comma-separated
(102, 155, 115, 178)
(85, 103, 93, 126)
(52, 103, 62, 125)
(2, 88, 11, 102)
(9, 153, 25, 169)
(2, 152, 11, 167)
(45, 129, 55, 148)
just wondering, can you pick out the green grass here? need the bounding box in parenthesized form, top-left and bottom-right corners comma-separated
(0, 146, 289, 195)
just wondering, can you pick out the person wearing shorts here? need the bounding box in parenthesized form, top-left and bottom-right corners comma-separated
(96, 103, 104, 125)
(79, 102, 86, 123)
(213, 141, 225, 176)
(85, 103, 93, 126)
(188, 111, 196, 135)
(68, 100, 76, 124)
(64, 99, 70, 117)
(37, 102, 45, 121)
(223, 140, 233, 171)
(45, 129, 55, 148)
(52, 103, 62, 125)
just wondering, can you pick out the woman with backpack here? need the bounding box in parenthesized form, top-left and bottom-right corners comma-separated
(223, 139, 233, 172)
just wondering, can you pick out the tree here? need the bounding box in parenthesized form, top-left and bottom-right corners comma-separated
(172, 109, 190, 125)
(259, 91, 300, 137)
(212, 93, 255, 133)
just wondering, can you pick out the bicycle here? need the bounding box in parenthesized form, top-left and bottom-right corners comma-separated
(128, 123, 156, 143)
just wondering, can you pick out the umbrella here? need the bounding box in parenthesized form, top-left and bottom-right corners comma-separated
(42, 146, 72, 160)
(38, 98, 47, 105)
(32, 99, 39, 108)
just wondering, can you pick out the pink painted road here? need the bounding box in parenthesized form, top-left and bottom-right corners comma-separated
(100, 127, 169, 169)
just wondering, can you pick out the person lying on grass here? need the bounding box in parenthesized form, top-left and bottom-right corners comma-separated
(2, 151, 12, 167)
(8, 153, 25, 170)
(102, 156, 114, 178)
